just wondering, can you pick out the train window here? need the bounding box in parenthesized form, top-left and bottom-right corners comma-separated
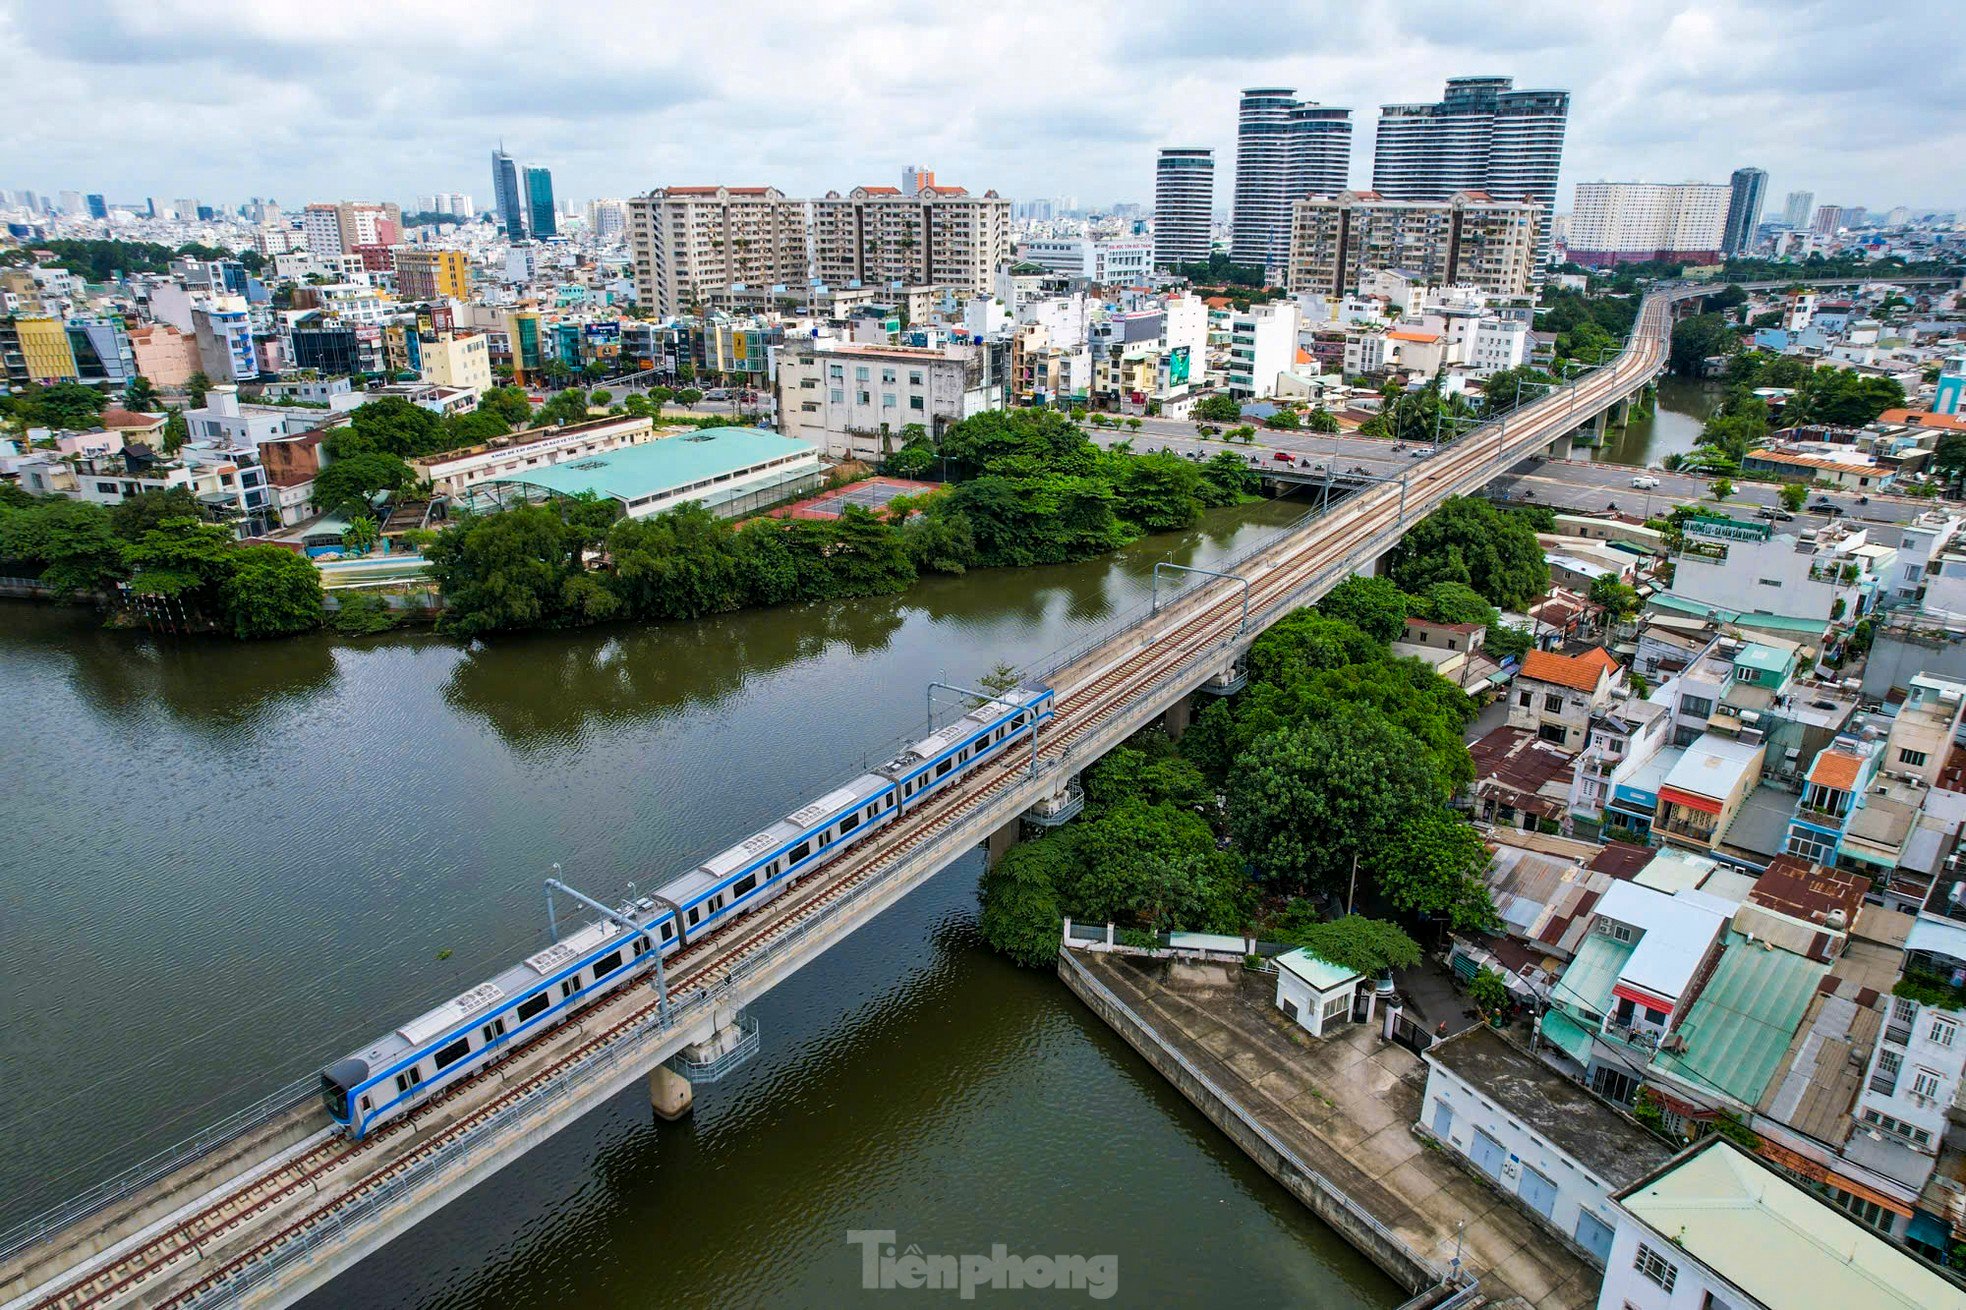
(634, 937, 650, 957)
(686, 906, 701, 926)
(592, 950, 622, 978)
(481, 1017, 506, 1043)
(734, 873, 758, 897)
(517, 993, 550, 1023)
(935, 758, 953, 778)
(659, 921, 675, 941)
(839, 811, 860, 836)
(791, 840, 812, 863)
(433, 1037, 470, 1071)
(394, 1067, 422, 1095)
(359, 1095, 372, 1113)
(561, 978, 579, 999)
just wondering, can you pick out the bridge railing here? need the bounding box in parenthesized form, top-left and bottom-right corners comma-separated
(0, 1075, 320, 1266)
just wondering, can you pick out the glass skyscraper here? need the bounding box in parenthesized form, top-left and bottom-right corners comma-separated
(491, 147, 526, 241)
(1722, 168, 1768, 256)
(1230, 89, 1352, 275)
(525, 166, 557, 239)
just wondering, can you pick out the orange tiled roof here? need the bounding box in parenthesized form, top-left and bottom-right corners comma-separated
(1388, 330, 1441, 343)
(1520, 647, 1616, 693)
(1808, 749, 1865, 791)
(1878, 409, 1966, 432)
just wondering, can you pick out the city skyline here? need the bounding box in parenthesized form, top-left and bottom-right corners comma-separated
(0, 1, 1961, 214)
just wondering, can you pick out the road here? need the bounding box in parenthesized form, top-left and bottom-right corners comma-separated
(1490, 457, 1928, 547)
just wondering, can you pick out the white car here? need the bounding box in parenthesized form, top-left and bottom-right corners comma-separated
(1630, 475, 1661, 489)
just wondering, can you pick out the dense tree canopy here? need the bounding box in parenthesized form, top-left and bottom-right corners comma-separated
(1386, 497, 1550, 611)
(223, 546, 326, 638)
(1316, 574, 1411, 643)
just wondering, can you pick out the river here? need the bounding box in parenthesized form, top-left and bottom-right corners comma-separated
(1575, 375, 1716, 468)
(0, 496, 1399, 1309)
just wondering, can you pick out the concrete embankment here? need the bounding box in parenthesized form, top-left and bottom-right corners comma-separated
(1058, 947, 1598, 1310)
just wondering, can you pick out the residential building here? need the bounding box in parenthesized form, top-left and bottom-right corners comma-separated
(503, 309, 545, 384)
(1655, 733, 1766, 852)
(492, 147, 526, 242)
(65, 317, 136, 388)
(1230, 88, 1353, 274)
(395, 248, 471, 301)
(1015, 238, 1152, 283)
(774, 338, 1009, 461)
(1223, 301, 1300, 398)
(1420, 1025, 1671, 1267)
(1596, 1139, 1963, 1310)
(1286, 191, 1539, 298)
(190, 299, 257, 383)
(1723, 167, 1769, 256)
(3, 314, 77, 383)
(1566, 182, 1730, 266)
(1934, 353, 1965, 417)
(811, 185, 1011, 296)
(1371, 76, 1569, 266)
(901, 165, 935, 195)
(1663, 516, 1884, 633)
(1271, 949, 1361, 1039)
(1153, 148, 1214, 269)
(127, 325, 199, 388)
(1510, 647, 1624, 750)
(409, 414, 658, 498)
(301, 201, 400, 257)
(1782, 189, 1815, 229)
(1468, 317, 1530, 375)
(1813, 204, 1845, 236)
(627, 186, 808, 317)
(419, 331, 493, 397)
(524, 166, 556, 239)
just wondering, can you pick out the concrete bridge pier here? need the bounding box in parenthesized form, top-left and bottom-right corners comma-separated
(649, 1065, 693, 1120)
(1160, 693, 1194, 740)
(986, 814, 1023, 867)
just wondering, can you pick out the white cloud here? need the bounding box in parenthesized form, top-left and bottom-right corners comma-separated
(0, 0, 1958, 211)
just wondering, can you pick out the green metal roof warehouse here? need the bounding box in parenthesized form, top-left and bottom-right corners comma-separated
(459, 427, 823, 519)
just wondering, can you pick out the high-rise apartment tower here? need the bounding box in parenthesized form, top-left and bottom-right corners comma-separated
(1154, 148, 1214, 269)
(1230, 89, 1352, 275)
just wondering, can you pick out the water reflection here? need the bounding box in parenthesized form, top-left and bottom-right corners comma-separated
(8, 609, 343, 736)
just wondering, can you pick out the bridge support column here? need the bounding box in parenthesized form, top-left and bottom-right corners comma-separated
(1161, 693, 1193, 741)
(649, 1065, 693, 1120)
(986, 815, 1022, 867)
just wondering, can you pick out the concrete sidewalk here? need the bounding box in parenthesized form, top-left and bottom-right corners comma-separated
(1075, 952, 1599, 1310)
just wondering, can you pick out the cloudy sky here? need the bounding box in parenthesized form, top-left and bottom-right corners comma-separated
(3, 0, 1958, 214)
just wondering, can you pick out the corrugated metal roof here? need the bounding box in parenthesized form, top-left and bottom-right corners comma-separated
(494, 427, 816, 502)
(1651, 931, 1827, 1107)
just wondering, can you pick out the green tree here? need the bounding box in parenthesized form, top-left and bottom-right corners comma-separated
(477, 386, 534, 427)
(675, 387, 703, 408)
(977, 839, 1069, 967)
(123, 516, 239, 611)
(1380, 810, 1498, 930)
(0, 498, 126, 595)
(1778, 481, 1808, 513)
(1281, 914, 1422, 975)
(533, 388, 593, 428)
(312, 452, 412, 516)
(1316, 574, 1411, 643)
(590, 388, 613, 407)
(1303, 406, 1339, 433)
(1668, 313, 1739, 376)
(341, 515, 380, 556)
(1227, 704, 1448, 895)
(185, 372, 212, 407)
(336, 396, 446, 458)
(33, 381, 108, 430)
(1199, 451, 1257, 503)
(123, 375, 159, 411)
(160, 409, 189, 455)
(1386, 496, 1550, 611)
(1710, 477, 1734, 502)
(1932, 432, 1966, 490)
(1193, 394, 1243, 424)
(1410, 581, 1497, 627)
(1589, 574, 1641, 625)
(443, 409, 511, 448)
(222, 546, 323, 638)
(425, 504, 588, 637)
(1265, 407, 1301, 430)
(1110, 451, 1205, 531)
(108, 487, 201, 542)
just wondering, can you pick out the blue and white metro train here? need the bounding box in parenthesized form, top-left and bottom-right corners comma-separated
(320, 684, 1056, 1138)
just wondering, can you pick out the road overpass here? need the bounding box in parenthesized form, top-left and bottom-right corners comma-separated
(0, 289, 1680, 1310)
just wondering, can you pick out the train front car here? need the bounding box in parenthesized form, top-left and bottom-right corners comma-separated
(320, 1058, 368, 1128)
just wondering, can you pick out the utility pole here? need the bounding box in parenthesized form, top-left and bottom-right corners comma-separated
(1347, 852, 1358, 917)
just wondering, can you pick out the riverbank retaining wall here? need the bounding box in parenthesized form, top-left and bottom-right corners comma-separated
(1056, 947, 1444, 1298)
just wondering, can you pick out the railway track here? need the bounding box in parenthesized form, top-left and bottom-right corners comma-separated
(17, 304, 1669, 1310)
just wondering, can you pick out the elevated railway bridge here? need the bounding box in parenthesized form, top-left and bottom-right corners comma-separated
(0, 285, 1716, 1309)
